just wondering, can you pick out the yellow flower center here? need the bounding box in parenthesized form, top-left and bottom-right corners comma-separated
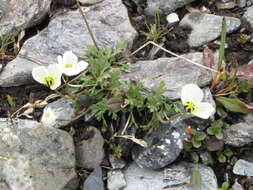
(44, 112, 51, 118)
(65, 64, 73, 68)
(184, 101, 196, 113)
(43, 76, 55, 87)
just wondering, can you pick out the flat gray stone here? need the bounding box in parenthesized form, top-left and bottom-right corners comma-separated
(0, 0, 137, 87)
(224, 122, 253, 147)
(180, 12, 241, 47)
(123, 162, 218, 190)
(107, 170, 127, 190)
(0, 0, 51, 37)
(83, 166, 104, 190)
(232, 181, 244, 190)
(43, 98, 76, 128)
(80, 0, 104, 5)
(75, 127, 104, 169)
(233, 159, 253, 176)
(243, 6, 253, 30)
(121, 52, 213, 99)
(0, 118, 78, 190)
(145, 0, 196, 15)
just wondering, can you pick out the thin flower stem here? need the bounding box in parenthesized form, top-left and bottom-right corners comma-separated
(76, 1, 99, 50)
(130, 41, 218, 73)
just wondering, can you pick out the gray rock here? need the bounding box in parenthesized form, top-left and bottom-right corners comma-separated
(76, 126, 104, 169)
(179, 12, 241, 47)
(132, 109, 214, 169)
(80, 0, 104, 5)
(43, 98, 76, 128)
(107, 170, 127, 190)
(132, 122, 184, 169)
(232, 181, 244, 190)
(145, 0, 196, 15)
(121, 52, 213, 100)
(123, 162, 218, 190)
(224, 122, 253, 147)
(109, 154, 126, 169)
(0, 118, 78, 190)
(83, 166, 104, 190)
(54, 0, 76, 5)
(233, 159, 253, 176)
(0, 0, 137, 87)
(238, 0, 247, 7)
(0, 0, 51, 37)
(243, 6, 253, 30)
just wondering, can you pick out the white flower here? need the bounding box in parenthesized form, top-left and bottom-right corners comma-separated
(166, 13, 179, 24)
(57, 51, 88, 76)
(181, 84, 215, 119)
(32, 64, 62, 90)
(41, 108, 56, 127)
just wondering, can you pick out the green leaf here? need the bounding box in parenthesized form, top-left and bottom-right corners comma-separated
(215, 132, 224, 140)
(218, 17, 227, 69)
(194, 131, 206, 141)
(218, 153, 226, 163)
(207, 127, 215, 135)
(6, 95, 16, 108)
(192, 140, 202, 149)
(221, 182, 230, 190)
(191, 169, 202, 188)
(191, 152, 199, 163)
(223, 149, 233, 157)
(183, 142, 193, 151)
(216, 96, 252, 114)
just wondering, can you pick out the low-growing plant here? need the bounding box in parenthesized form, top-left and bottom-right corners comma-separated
(207, 120, 224, 140)
(218, 182, 231, 190)
(217, 148, 233, 163)
(141, 13, 168, 42)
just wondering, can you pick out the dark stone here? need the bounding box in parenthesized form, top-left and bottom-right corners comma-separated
(55, 0, 76, 6)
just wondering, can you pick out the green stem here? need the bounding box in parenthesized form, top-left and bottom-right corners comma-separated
(76, 1, 99, 50)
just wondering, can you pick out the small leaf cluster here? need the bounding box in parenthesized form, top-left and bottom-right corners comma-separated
(76, 41, 178, 129)
(207, 120, 224, 139)
(218, 182, 231, 190)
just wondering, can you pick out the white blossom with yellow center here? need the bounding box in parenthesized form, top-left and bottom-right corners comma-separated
(181, 84, 215, 119)
(57, 51, 88, 76)
(32, 64, 62, 90)
(41, 108, 56, 127)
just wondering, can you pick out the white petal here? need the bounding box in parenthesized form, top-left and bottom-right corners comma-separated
(57, 55, 63, 65)
(47, 64, 62, 90)
(48, 64, 62, 78)
(63, 51, 78, 66)
(41, 108, 56, 127)
(181, 83, 203, 105)
(62, 60, 88, 76)
(166, 13, 179, 24)
(193, 102, 215, 119)
(32, 66, 48, 84)
(62, 68, 78, 76)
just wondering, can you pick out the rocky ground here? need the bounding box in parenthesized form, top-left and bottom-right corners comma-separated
(0, 0, 253, 190)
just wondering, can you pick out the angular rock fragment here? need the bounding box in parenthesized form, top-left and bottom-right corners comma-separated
(0, 0, 51, 37)
(122, 52, 214, 100)
(0, 118, 78, 190)
(180, 13, 241, 47)
(75, 126, 104, 169)
(0, 0, 137, 87)
(123, 162, 218, 190)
